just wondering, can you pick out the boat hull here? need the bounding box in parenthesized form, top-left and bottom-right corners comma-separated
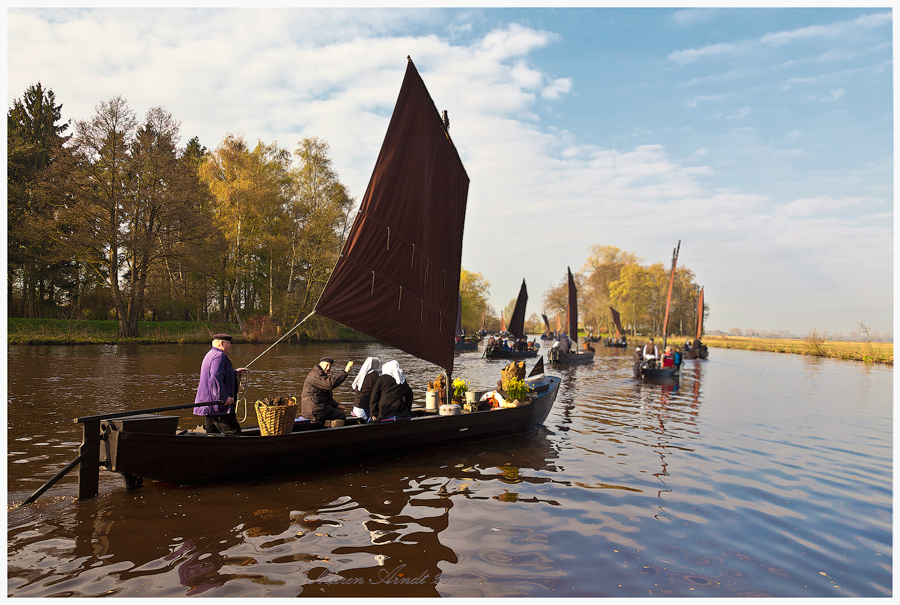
(102, 376, 560, 486)
(683, 347, 709, 360)
(633, 362, 680, 379)
(454, 341, 478, 352)
(547, 351, 595, 365)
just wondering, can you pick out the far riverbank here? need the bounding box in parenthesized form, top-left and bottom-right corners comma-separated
(702, 335, 892, 365)
(8, 319, 892, 365)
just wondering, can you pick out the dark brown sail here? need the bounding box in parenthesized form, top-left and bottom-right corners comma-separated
(610, 307, 623, 337)
(314, 58, 470, 373)
(567, 267, 578, 347)
(695, 287, 704, 340)
(507, 279, 528, 339)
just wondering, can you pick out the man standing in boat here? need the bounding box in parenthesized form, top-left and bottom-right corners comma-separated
(643, 338, 660, 366)
(194, 333, 247, 435)
(301, 357, 354, 427)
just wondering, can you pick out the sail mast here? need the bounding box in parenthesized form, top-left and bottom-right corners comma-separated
(661, 240, 681, 352)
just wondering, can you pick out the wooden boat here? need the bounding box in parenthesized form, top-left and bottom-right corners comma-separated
(46, 57, 561, 502)
(547, 267, 594, 365)
(683, 287, 709, 360)
(484, 279, 540, 359)
(634, 242, 682, 380)
(99, 373, 560, 486)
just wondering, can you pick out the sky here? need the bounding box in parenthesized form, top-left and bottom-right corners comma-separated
(6, 5, 894, 338)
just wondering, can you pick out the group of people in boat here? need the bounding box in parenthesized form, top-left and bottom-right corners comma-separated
(192, 334, 415, 435)
(634, 337, 682, 369)
(485, 335, 537, 352)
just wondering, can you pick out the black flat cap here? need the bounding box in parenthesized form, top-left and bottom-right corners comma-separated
(320, 357, 334, 364)
(213, 333, 233, 341)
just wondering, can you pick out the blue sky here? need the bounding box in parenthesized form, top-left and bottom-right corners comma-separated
(6, 6, 894, 338)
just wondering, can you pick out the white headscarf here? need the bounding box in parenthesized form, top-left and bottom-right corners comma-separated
(351, 357, 382, 391)
(381, 360, 405, 385)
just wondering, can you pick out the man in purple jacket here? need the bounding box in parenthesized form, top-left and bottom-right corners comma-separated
(194, 334, 247, 434)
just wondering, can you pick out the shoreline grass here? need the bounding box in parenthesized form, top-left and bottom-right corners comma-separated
(9, 319, 893, 365)
(7, 318, 372, 345)
(703, 335, 892, 365)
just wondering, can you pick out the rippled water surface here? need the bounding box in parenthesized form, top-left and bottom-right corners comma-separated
(7, 342, 892, 596)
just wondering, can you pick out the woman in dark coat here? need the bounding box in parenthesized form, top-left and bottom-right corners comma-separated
(369, 360, 414, 421)
(350, 357, 381, 421)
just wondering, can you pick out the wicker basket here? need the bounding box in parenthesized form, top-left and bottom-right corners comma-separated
(255, 401, 298, 436)
(500, 361, 526, 391)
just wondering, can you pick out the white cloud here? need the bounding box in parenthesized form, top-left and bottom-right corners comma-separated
(7, 7, 892, 336)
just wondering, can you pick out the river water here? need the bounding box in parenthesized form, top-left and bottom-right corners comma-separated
(6, 341, 893, 597)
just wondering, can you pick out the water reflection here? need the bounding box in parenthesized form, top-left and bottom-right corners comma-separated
(8, 344, 894, 597)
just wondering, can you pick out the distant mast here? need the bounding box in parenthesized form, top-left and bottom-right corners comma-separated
(661, 240, 681, 352)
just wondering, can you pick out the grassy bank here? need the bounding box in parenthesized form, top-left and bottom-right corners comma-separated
(703, 335, 893, 365)
(7, 318, 373, 345)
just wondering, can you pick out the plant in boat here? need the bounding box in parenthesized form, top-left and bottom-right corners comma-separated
(452, 378, 469, 398)
(505, 377, 531, 402)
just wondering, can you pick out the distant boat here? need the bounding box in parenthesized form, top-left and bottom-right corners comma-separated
(485, 279, 539, 359)
(548, 267, 595, 365)
(60, 57, 560, 496)
(540, 313, 553, 340)
(634, 242, 682, 379)
(604, 307, 628, 348)
(454, 294, 477, 351)
(683, 287, 709, 360)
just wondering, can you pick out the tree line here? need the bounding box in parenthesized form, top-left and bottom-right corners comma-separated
(9, 83, 705, 342)
(8, 83, 354, 338)
(455, 244, 707, 340)
(541, 245, 706, 338)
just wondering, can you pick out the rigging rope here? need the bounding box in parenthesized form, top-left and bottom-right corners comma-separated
(234, 310, 317, 416)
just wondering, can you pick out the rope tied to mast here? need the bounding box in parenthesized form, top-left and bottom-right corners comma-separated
(235, 310, 317, 417)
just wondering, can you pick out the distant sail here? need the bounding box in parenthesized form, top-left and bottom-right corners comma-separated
(314, 58, 470, 374)
(507, 279, 528, 339)
(541, 313, 550, 332)
(696, 287, 704, 340)
(567, 267, 578, 347)
(610, 307, 623, 337)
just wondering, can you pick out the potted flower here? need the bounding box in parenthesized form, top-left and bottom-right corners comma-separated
(451, 377, 469, 403)
(503, 377, 532, 407)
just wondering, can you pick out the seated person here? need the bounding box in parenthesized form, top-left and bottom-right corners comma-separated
(350, 357, 382, 421)
(301, 357, 353, 427)
(370, 360, 414, 421)
(662, 346, 675, 368)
